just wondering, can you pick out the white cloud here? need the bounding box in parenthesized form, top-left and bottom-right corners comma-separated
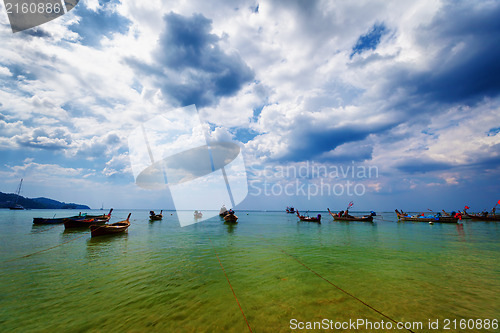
(0, 0, 499, 209)
(0, 66, 12, 76)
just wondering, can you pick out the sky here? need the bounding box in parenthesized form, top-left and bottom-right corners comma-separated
(0, 0, 499, 212)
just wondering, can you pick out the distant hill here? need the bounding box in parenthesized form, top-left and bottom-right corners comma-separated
(0, 192, 90, 209)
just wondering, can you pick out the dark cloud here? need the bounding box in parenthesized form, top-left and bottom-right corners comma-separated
(392, 2, 500, 106)
(69, 0, 131, 47)
(396, 159, 452, 174)
(279, 123, 392, 162)
(21, 27, 51, 38)
(129, 12, 254, 107)
(350, 23, 387, 58)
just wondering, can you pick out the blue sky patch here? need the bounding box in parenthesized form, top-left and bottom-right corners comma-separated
(69, 1, 131, 47)
(350, 23, 387, 58)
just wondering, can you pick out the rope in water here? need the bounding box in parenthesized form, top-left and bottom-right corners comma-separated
(208, 236, 253, 333)
(28, 224, 60, 234)
(4, 233, 88, 263)
(373, 215, 396, 223)
(263, 238, 415, 333)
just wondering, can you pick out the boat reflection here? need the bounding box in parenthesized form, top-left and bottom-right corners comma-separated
(86, 233, 128, 259)
(224, 222, 236, 234)
(31, 224, 61, 234)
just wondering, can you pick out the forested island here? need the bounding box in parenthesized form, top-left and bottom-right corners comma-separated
(0, 192, 90, 209)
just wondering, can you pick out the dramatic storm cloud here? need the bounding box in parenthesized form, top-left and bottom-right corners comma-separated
(0, 0, 498, 210)
(129, 12, 254, 107)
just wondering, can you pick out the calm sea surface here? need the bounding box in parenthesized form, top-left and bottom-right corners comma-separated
(0, 209, 498, 332)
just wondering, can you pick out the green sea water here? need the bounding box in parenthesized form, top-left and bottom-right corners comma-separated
(0, 209, 498, 332)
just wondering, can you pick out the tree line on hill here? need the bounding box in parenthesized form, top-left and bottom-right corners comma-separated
(0, 191, 90, 209)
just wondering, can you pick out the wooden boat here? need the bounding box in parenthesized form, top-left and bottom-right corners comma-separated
(286, 206, 295, 214)
(223, 212, 238, 223)
(398, 216, 458, 223)
(469, 215, 500, 221)
(77, 208, 113, 220)
(334, 215, 374, 222)
(90, 213, 131, 237)
(396, 209, 457, 222)
(149, 210, 163, 221)
(296, 211, 321, 223)
(328, 209, 373, 222)
(64, 209, 113, 228)
(33, 217, 68, 224)
(64, 217, 108, 228)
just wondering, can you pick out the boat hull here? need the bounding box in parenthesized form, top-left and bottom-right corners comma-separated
(399, 217, 458, 223)
(469, 215, 500, 221)
(296, 210, 321, 223)
(33, 217, 67, 224)
(64, 218, 108, 228)
(327, 208, 371, 222)
(90, 222, 130, 237)
(224, 214, 238, 223)
(333, 216, 373, 222)
(298, 217, 320, 223)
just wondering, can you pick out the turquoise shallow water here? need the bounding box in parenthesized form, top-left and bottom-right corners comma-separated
(0, 209, 498, 332)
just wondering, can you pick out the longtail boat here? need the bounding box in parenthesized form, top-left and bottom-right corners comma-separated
(464, 204, 500, 221)
(90, 213, 131, 237)
(398, 216, 458, 223)
(223, 212, 238, 223)
(75, 208, 113, 220)
(396, 210, 458, 223)
(149, 210, 163, 221)
(469, 215, 500, 221)
(64, 217, 108, 228)
(296, 211, 321, 223)
(395, 209, 458, 223)
(328, 208, 373, 222)
(64, 209, 113, 228)
(33, 217, 68, 224)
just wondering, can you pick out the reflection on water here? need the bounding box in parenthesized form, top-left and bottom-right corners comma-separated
(62, 227, 89, 234)
(86, 233, 129, 259)
(31, 224, 60, 233)
(224, 222, 236, 234)
(0, 210, 499, 332)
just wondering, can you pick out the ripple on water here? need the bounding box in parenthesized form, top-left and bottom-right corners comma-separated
(0, 211, 498, 331)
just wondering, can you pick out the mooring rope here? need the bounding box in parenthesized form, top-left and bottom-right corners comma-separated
(4, 233, 88, 263)
(28, 224, 60, 234)
(208, 236, 253, 333)
(263, 238, 415, 333)
(373, 215, 396, 223)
